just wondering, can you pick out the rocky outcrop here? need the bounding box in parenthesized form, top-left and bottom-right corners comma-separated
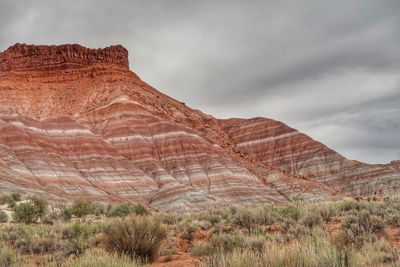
(221, 117, 400, 197)
(0, 43, 397, 211)
(0, 43, 129, 72)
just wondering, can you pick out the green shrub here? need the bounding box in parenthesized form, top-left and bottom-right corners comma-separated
(30, 196, 48, 219)
(7, 200, 16, 209)
(106, 204, 133, 217)
(70, 199, 92, 218)
(192, 242, 215, 256)
(0, 192, 21, 206)
(65, 249, 141, 267)
(103, 215, 166, 263)
(336, 210, 384, 248)
(106, 204, 149, 218)
(91, 203, 106, 216)
(233, 208, 257, 234)
(274, 205, 300, 221)
(10, 192, 21, 202)
(211, 233, 245, 252)
(63, 207, 72, 222)
(202, 232, 360, 267)
(0, 209, 8, 223)
(0, 245, 20, 267)
(12, 196, 47, 224)
(62, 223, 105, 256)
(300, 211, 322, 229)
(161, 213, 183, 225)
(0, 195, 11, 205)
(13, 202, 37, 224)
(180, 220, 198, 242)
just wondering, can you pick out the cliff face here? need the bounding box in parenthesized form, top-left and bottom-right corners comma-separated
(0, 43, 129, 72)
(0, 44, 397, 210)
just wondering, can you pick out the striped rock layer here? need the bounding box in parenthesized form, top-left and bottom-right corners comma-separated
(222, 118, 400, 198)
(0, 44, 397, 210)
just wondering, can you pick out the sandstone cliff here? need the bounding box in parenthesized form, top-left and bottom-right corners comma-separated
(0, 44, 397, 210)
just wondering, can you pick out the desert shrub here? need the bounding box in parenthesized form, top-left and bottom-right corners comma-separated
(0, 195, 11, 205)
(62, 222, 106, 256)
(0, 210, 8, 223)
(70, 199, 92, 218)
(316, 204, 337, 223)
(29, 225, 64, 254)
(233, 208, 257, 234)
(192, 242, 215, 256)
(337, 199, 356, 213)
(273, 204, 300, 221)
(106, 204, 133, 217)
(12, 202, 37, 224)
(195, 210, 222, 226)
(10, 192, 21, 202)
(0, 223, 67, 255)
(244, 235, 266, 252)
(62, 207, 72, 222)
(216, 207, 235, 222)
(106, 204, 149, 218)
(91, 203, 106, 216)
(161, 213, 183, 225)
(0, 224, 31, 251)
(202, 231, 359, 267)
(0, 245, 20, 267)
(65, 249, 141, 267)
(359, 240, 398, 266)
(42, 204, 70, 224)
(211, 233, 245, 252)
(12, 195, 48, 223)
(132, 204, 149, 216)
(180, 220, 198, 242)
(201, 249, 259, 267)
(7, 200, 16, 209)
(256, 206, 275, 226)
(282, 219, 308, 240)
(336, 210, 384, 248)
(0, 192, 21, 206)
(198, 220, 213, 230)
(102, 215, 166, 263)
(385, 212, 400, 226)
(31, 196, 48, 218)
(300, 211, 322, 229)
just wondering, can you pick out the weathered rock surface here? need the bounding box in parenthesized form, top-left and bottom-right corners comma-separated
(222, 117, 400, 198)
(0, 44, 397, 210)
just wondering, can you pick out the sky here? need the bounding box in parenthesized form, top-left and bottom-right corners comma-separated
(0, 0, 399, 164)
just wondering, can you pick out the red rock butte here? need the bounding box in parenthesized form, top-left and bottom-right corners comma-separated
(0, 43, 129, 72)
(0, 43, 398, 211)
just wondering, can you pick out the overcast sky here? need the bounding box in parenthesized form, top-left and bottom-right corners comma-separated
(0, 0, 399, 164)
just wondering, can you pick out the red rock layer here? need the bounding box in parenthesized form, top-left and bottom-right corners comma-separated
(222, 117, 400, 197)
(0, 43, 129, 72)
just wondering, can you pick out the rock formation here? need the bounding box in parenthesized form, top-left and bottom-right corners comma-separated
(0, 44, 398, 211)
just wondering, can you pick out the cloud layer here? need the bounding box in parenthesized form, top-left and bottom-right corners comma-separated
(0, 0, 399, 163)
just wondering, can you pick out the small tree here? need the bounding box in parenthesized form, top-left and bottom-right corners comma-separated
(10, 192, 21, 202)
(12, 196, 47, 224)
(0, 210, 8, 223)
(30, 196, 47, 220)
(13, 202, 36, 223)
(70, 199, 92, 218)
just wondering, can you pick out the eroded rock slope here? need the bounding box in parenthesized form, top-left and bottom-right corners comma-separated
(0, 44, 397, 210)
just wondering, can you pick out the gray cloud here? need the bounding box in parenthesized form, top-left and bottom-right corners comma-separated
(0, 0, 399, 163)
